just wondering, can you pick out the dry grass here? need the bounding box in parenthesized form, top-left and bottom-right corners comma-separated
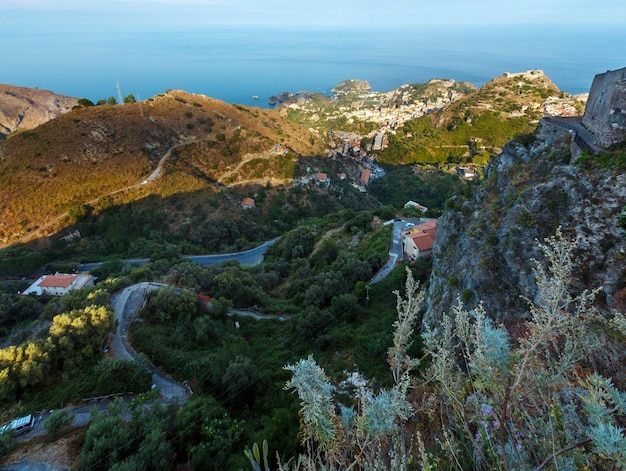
(0, 91, 326, 247)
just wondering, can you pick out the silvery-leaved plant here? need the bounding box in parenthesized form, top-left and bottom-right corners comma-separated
(270, 229, 626, 470)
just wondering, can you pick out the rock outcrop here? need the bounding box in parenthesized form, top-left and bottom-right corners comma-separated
(0, 84, 78, 138)
(423, 120, 626, 327)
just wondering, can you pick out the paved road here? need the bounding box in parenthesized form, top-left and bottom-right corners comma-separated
(370, 220, 406, 283)
(542, 116, 603, 154)
(110, 283, 190, 402)
(77, 237, 280, 272)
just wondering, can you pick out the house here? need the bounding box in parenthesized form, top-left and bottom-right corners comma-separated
(403, 201, 428, 212)
(315, 173, 328, 184)
(457, 167, 476, 179)
(241, 197, 255, 209)
(337, 173, 347, 180)
(402, 220, 437, 260)
(360, 168, 371, 188)
(23, 274, 95, 296)
(60, 230, 81, 244)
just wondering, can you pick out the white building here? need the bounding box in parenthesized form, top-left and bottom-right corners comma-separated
(23, 274, 95, 296)
(403, 201, 428, 212)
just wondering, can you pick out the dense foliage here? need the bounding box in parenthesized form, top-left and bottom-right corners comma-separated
(281, 231, 626, 470)
(379, 110, 534, 165)
(0, 287, 151, 416)
(0, 291, 114, 401)
(103, 211, 429, 466)
(369, 166, 465, 211)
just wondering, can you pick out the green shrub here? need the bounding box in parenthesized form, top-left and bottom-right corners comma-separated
(43, 409, 75, 441)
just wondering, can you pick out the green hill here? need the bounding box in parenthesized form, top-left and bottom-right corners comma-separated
(379, 70, 579, 165)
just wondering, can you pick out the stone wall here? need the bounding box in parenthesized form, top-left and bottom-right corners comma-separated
(582, 67, 626, 147)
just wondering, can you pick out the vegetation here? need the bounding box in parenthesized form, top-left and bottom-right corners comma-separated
(369, 165, 464, 211)
(575, 139, 626, 171)
(380, 110, 534, 165)
(0, 90, 325, 248)
(0, 71, 616, 469)
(282, 230, 626, 470)
(43, 409, 75, 441)
(0, 287, 152, 416)
(68, 210, 426, 467)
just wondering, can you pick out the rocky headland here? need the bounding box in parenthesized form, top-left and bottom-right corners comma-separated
(0, 84, 78, 138)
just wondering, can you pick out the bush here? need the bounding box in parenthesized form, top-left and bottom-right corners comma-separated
(0, 429, 15, 457)
(43, 409, 75, 441)
(284, 230, 626, 469)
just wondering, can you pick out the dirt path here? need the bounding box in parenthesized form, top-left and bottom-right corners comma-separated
(217, 147, 290, 185)
(11, 137, 207, 247)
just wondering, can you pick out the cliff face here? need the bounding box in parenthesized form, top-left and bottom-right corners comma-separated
(423, 121, 626, 327)
(0, 84, 78, 138)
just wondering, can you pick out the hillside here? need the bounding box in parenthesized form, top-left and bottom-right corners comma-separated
(0, 84, 78, 138)
(0, 90, 326, 248)
(276, 77, 478, 135)
(423, 120, 626, 326)
(379, 69, 586, 165)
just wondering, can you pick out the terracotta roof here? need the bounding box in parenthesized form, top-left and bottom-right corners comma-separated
(38, 275, 78, 288)
(360, 168, 371, 184)
(408, 232, 434, 251)
(415, 220, 437, 235)
(316, 172, 327, 181)
(241, 197, 255, 207)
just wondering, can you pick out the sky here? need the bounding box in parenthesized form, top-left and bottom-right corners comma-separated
(1, 0, 625, 31)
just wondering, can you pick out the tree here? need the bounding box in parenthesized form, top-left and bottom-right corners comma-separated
(68, 204, 89, 223)
(284, 269, 421, 470)
(145, 286, 200, 323)
(123, 94, 136, 104)
(43, 410, 75, 441)
(77, 98, 95, 107)
(283, 230, 626, 470)
(221, 355, 261, 408)
(94, 358, 152, 395)
(0, 430, 15, 458)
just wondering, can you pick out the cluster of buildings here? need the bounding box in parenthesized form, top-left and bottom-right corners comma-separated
(401, 219, 437, 261)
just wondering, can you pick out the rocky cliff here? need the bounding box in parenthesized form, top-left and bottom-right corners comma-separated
(0, 84, 78, 138)
(423, 121, 626, 327)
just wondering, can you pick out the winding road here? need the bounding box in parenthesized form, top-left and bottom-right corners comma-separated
(77, 237, 280, 272)
(110, 282, 190, 402)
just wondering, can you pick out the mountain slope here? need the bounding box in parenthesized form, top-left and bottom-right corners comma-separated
(380, 70, 585, 165)
(423, 121, 626, 326)
(0, 84, 78, 138)
(0, 90, 325, 247)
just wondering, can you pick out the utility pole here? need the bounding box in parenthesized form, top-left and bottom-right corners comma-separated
(116, 81, 123, 105)
(137, 92, 144, 118)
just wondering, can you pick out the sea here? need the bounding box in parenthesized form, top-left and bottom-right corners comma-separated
(2, 24, 625, 107)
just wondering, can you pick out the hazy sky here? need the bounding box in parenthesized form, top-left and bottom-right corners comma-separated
(1, 0, 625, 30)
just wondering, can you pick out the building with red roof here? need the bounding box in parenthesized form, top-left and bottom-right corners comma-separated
(402, 219, 438, 260)
(23, 274, 95, 296)
(360, 168, 371, 188)
(241, 197, 255, 209)
(315, 173, 328, 184)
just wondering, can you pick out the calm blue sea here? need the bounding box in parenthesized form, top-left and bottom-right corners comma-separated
(2, 25, 625, 107)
